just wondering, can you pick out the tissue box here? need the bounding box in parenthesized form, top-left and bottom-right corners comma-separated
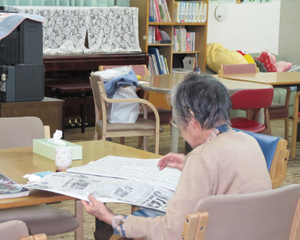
(33, 139, 82, 160)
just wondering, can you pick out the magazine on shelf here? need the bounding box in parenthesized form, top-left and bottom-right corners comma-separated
(0, 173, 29, 199)
(25, 156, 181, 212)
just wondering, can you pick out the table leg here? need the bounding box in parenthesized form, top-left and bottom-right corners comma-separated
(170, 124, 179, 153)
(75, 199, 84, 240)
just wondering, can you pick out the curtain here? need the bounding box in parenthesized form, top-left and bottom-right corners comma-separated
(0, 0, 129, 7)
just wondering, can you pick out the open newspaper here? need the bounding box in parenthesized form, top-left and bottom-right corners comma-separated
(25, 156, 181, 212)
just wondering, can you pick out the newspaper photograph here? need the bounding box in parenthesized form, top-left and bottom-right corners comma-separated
(25, 172, 174, 212)
(67, 156, 181, 191)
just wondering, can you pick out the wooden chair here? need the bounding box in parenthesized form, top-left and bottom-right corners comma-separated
(108, 185, 300, 240)
(90, 73, 160, 154)
(0, 220, 46, 240)
(291, 91, 300, 158)
(181, 184, 300, 240)
(0, 117, 80, 237)
(234, 129, 289, 188)
(97, 65, 172, 140)
(0, 117, 50, 149)
(218, 63, 259, 77)
(230, 88, 274, 135)
(269, 87, 291, 143)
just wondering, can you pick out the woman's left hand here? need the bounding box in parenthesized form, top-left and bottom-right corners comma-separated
(81, 194, 114, 225)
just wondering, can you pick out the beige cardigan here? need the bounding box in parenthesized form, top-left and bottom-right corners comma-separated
(123, 130, 272, 239)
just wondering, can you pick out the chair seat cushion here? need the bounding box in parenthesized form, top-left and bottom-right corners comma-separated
(98, 119, 156, 131)
(139, 107, 172, 125)
(269, 103, 289, 119)
(0, 204, 79, 235)
(231, 117, 266, 133)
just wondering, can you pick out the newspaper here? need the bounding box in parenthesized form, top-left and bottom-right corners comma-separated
(67, 156, 181, 191)
(25, 156, 182, 212)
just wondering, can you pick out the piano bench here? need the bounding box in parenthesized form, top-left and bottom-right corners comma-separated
(45, 82, 93, 135)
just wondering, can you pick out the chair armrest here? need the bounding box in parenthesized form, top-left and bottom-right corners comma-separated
(43, 126, 50, 139)
(269, 139, 289, 189)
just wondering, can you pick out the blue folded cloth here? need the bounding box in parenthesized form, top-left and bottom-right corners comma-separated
(104, 70, 138, 96)
(0, 13, 44, 41)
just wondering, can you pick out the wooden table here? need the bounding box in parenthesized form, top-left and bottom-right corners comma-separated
(139, 74, 273, 152)
(0, 140, 161, 240)
(0, 97, 64, 137)
(220, 72, 300, 89)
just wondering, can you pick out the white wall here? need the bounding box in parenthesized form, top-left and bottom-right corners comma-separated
(279, 0, 300, 64)
(207, 0, 281, 54)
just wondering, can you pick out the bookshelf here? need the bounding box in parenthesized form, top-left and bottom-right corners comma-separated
(130, 0, 208, 74)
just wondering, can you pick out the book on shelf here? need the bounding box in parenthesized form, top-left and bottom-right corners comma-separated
(173, 27, 195, 53)
(0, 173, 29, 199)
(174, 1, 207, 23)
(148, 47, 165, 74)
(149, 0, 170, 23)
(25, 156, 181, 212)
(149, 0, 154, 22)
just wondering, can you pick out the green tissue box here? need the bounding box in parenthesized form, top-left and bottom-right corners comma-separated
(33, 139, 82, 160)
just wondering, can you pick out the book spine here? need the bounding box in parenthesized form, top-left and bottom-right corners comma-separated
(149, 0, 154, 22)
(155, 26, 162, 42)
(186, 32, 191, 52)
(153, 0, 162, 22)
(158, 0, 167, 23)
(163, 0, 171, 22)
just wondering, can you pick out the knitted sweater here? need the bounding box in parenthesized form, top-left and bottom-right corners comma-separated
(123, 130, 272, 240)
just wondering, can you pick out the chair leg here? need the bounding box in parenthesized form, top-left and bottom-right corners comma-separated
(143, 136, 147, 151)
(291, 118, 298, 158)
(285, 117, 289, 144)
(138, 136, 143, 147)
(94, 130, 99, 140)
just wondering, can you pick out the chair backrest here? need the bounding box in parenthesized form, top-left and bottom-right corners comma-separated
(231, 88, 274, 110)
(234, 129, 289, 188)
(98, 65, 150, 76)
(219, 63, 259, 76)
(182, 184, 300, 240)
(0, 117, 45, 149)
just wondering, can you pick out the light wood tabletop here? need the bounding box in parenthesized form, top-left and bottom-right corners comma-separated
(0, 140, 161, 239)
(139, 73, 273, 93)
(220, 72, 300, 87)
(138, 73, 273, 152)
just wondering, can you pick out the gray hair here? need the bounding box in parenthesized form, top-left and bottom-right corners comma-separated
(170, 73, 232, 130)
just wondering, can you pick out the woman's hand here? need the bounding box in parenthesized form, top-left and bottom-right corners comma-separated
(81, 194, 114, 225)
(157, 153, 186, 171)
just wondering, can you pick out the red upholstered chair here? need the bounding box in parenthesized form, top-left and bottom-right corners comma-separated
(219, 63, 290, 139)
(230, 88, 274, 135)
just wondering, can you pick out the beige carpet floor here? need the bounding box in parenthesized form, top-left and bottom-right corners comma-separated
(47, 119, 300, 240)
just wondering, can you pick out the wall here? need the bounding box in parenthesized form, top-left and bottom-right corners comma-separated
(207, 0, 281, 54)
(279, 0, 300, 64)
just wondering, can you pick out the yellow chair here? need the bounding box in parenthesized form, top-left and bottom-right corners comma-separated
(90, 73, 160, 154)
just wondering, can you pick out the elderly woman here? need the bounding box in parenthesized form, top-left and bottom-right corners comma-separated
(82, 73, 272, 240)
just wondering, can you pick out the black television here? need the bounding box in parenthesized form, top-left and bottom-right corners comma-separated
(0, 18, 44, 102)
(0, 19, 43, 65)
